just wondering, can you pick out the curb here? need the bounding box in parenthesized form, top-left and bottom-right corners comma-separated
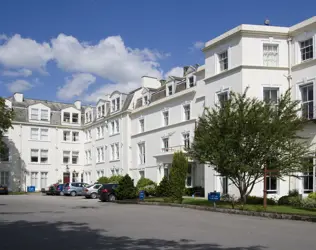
(115, 200, 316, 223)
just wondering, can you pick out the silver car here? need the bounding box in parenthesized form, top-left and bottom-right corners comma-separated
(63, 182, 89, 196)
(83, 183, 102, 199)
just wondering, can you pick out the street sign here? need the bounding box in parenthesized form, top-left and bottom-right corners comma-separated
(208, 192, 220, 202)
(139, 190, 145, 201)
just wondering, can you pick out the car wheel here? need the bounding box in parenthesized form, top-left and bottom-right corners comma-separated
(70, 191, 76, 197)
(90, 193, 97, 199)
(60, 191, 64, 196)
(109, 194, 116, 202)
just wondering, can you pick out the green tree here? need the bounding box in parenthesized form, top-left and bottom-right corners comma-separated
(115, 174, 137, 200)
(156, 176, 170, 197)
(108, 175, 123, 184)
(96, 176, 110, 184)
(0, 98, 14, 158)
(189, 89, 311, 203)
(168, 151, 188, 203)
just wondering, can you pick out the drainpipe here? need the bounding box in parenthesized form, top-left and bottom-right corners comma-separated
(287, 37, 292, 90)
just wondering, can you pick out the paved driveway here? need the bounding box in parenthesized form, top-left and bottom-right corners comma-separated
(0, 195, 315, 250)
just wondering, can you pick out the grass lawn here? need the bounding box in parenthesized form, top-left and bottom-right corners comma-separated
(144, 197, 316, 217)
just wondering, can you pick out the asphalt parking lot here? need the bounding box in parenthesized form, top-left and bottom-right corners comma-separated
(0, 194, 315, 250)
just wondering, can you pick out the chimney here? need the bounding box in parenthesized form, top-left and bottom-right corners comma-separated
(5, 99, 12, 108)
(13, 93, 23, 102)
(141, 76, 161, 89)
(74, 100, 81, 110)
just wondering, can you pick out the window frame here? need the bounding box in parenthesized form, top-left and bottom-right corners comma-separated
(300, 38, 314, 62)
(262, 43, 279, 67)
(183, 132, 190, 150)
(162, 110, 169, 126)
(138, 142, 146, 165)
(266, 174, 278, 194)
(31, 149, 48, 164)
(263, 87, 279, 104)
(218, 50, 228, 72)
(139, 118, 145, 133)
(183, 104, 191, 121)
(300, 83, 314, 120)
(162, 137, 169, 152)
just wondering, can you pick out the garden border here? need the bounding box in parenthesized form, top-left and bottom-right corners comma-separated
(115, 200, 316, 223)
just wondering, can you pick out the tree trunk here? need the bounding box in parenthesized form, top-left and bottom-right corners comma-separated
(238, 188, 248, 205)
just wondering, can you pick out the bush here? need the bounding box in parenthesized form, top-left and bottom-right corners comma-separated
(307, 192, 316, 200)
(136, 178, 157, 197)
(108, 175, 123, 184)
(184, 186, 205, 197)
(115, 174, 137, 200)
(278, 195, 290, 205)
(96, 177, 110, 184)
(245, 196, 276, 205)
(136, 178, 155, 189)
(288, 189, 299, 197)
(156, 176, 170, 197)
(169, 151, 188, 203)
(288, 196, 301, 207)
(300, 198, 316, 209)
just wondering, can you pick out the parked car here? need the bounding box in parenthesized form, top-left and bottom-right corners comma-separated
(0, 185, 8, 195)
(55, 184, 65, 195)
(98, 183, 119, 202)
(83, 183, 102, 199)
(41, 183, 58, 195)
(63, 182, 89, 196)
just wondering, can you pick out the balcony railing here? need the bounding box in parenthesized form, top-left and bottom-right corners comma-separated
(161, 145, 190, 153)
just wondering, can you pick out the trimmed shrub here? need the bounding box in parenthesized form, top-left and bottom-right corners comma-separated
(278, 195, 290, 205)
(115, 174, 137, 200)
(184, 186, 205, 197)
(136, 178, 155, 189)
(307, 192, 316, 200)
(156, 176, 170, 197)
(96, 177, 110, 184)
(288, 196, 301, 207)
(169, 151, 188, 203)
(300, 198, 316, 209)
(288, 189, 299, 197)
(108, 175, 123, 184)
(136, 178, 157, 197)
(245, 196, 276, 205)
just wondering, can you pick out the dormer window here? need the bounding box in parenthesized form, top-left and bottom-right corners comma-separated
(144, 96, 148, 104)
(111, 97, 120, 112)
(116, 98, 120, 110)
(63, 112, 71, 123)
(41, 109, 49, 121)
(30, 108, 50, 122)
(72, 113, 79, 123)
(85, 110, 93, 123)
(167, 85, 173, 96)
(97, 104, 106, 118)
(31, 108, 39, 120)
(189, 76, 195, 88)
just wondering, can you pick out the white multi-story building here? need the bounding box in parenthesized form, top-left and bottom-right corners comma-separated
(1, 16, 316, 198)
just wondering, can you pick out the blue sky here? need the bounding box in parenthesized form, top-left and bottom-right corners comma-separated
(0, 0, 315, 104)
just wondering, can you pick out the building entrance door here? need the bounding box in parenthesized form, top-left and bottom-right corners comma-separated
(63, 172, 70, 183)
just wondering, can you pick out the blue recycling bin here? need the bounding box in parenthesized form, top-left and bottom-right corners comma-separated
(139, 190, 145, 201)
(27, 186, 35, 192)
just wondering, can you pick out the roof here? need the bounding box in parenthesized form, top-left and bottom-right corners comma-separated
(289, 16, 316, 34)
(203, 24, 289, 51)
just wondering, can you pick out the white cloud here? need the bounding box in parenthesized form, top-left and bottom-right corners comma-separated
(0, 34, 8, 41)
(57, 73, 96, 100)
(0, 34, 53, 71)
(7, 79, 33, 93)
(51, 34, 163, 83)
(83, 81, 141, 103)
(164, 67, 184, 78)
(193, 41, 204, 49)
(2, 68, 32, 77)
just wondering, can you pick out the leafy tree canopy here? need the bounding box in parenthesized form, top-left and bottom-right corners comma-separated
(0, 97, 14, 154)
(189, 89, 311, 202)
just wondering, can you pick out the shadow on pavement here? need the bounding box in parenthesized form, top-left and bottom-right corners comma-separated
(0, 220, 266, 250)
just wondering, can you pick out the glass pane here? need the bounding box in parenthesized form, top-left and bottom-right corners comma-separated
(270, 90, 278, 103)
(308, 86, 314, 101)
(301, 87, 308, 102)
